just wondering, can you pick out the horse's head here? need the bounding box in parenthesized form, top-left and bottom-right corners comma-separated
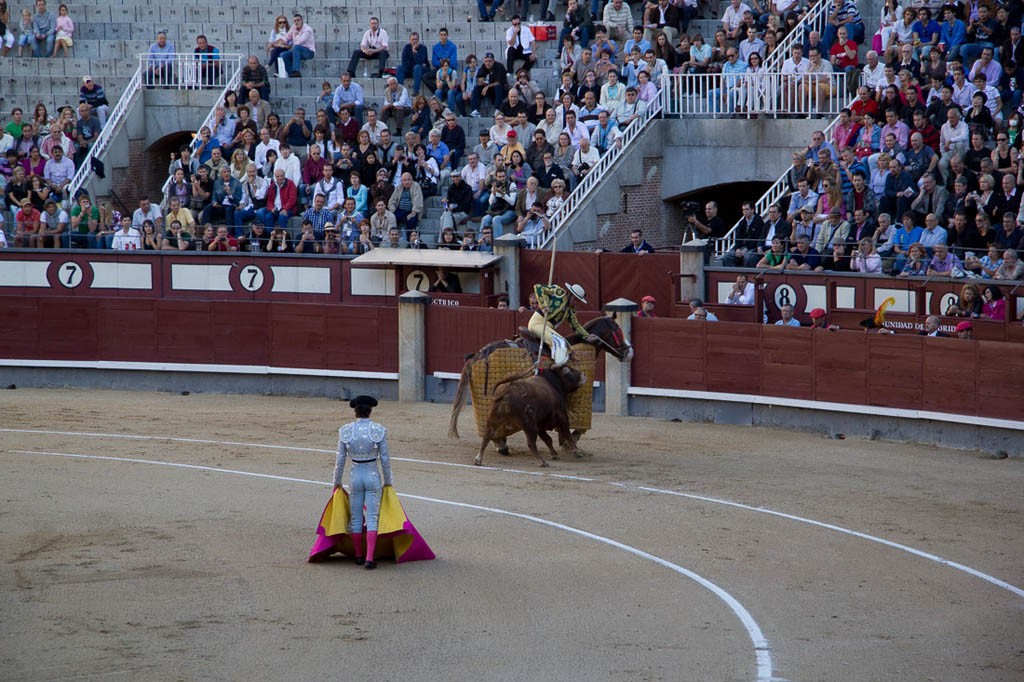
(582, 316, 633, 361)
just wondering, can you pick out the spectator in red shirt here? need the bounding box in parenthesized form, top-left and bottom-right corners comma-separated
(207, 225, 238, 251)
(15, 205, 42, 247)
(334, 107, 359, 145)
(911, 109, 939, 152)
(829, 25, 859, 82)
(850, 85, 878, 124)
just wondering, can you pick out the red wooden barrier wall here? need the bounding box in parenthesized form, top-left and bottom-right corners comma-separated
(0, 297, 398, 372)
(630, 317, 1024, 421)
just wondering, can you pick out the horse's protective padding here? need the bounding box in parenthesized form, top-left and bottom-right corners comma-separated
(468, 345, 595, 437)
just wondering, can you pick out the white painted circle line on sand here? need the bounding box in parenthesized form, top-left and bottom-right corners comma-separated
(5, 448, 774, 682)
(4, 427, 1022, 601)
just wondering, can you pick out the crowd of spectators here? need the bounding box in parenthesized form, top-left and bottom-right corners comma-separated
(2, 1, 689, 252)
(720, 2, 1024, 302)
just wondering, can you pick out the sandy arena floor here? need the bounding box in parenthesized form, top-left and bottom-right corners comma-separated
(1, 389, 1022, 682)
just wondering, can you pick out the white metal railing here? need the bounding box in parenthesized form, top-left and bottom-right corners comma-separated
(64, 64, 143, 209)
(142, 52, 243, 90)
(763, 0, 833, 72)
(662, 71, 847, 118)
(714, 93, 855, 258)
(160, 58, 245, 200)
(537, 89, 663, 250)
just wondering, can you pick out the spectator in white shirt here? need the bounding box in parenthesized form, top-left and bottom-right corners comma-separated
(571, 137, 600, 183)
(361, 108, 388, 145)
(42, 145, 75, 198)
(725, 273, 756, 305)
(111, 215, 142, 250)
(255, 128, 280, 170)
(461, 152, 489, 216)
(938, 107, 969, 180)
(132, 197, 163, 230)
(722, 0, 753, 40)
(274, 144, 302, 188)
(347, 16, 390, 78)
(505, 15, 535, 74)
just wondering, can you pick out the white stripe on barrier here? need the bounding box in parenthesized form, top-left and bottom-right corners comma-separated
(0, 359, 398, 380)
(627, 386, 1024, 431)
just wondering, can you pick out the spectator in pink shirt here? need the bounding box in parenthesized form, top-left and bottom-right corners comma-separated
(279, 13, 315, 79)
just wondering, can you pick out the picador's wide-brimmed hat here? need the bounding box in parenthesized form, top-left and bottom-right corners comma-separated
(564, 283, 587, 304)
(349, 395, 378, 409)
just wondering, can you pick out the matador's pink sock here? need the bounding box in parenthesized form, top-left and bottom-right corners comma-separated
(351, 532, 364, 558)
(365, 531, 378, 562)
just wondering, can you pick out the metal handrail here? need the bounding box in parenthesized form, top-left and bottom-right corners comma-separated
(662, 71, 847, 118)
(64, 64, 143, 209)
(141, 52, 243, 90)
(762, 0, 833, 73)
(537, 87, 664, 250)
(159, 58, 245, 199)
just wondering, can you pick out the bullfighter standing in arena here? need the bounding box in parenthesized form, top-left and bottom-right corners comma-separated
(334, 395, 392, 570)
(529, 282, 598, 364)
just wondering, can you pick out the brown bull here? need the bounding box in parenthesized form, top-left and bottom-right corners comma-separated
(475, 364, 586, 468)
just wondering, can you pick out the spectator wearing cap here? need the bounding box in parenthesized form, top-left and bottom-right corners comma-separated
(470, 52, 508, 119)
(500, 130, 525, 163)
(815, 208, 850, 254)
(79, 76, 109, 127)
(637, 295, 657, 317)
(809, 307, 837, 330)
(321, 223, 343, 254)
(955, 321, 974, 339)
(621, 228, 655, 254)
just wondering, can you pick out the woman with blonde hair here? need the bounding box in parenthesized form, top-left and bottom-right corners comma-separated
(230, 148, 250, 180)
(814, 178, 845, 226)
(946, 283, 983, 317)
(851, 238, 882, 273)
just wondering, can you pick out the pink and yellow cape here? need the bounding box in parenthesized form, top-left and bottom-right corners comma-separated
(308, 487, 435, 564)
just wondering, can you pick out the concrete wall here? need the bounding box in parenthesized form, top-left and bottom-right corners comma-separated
(560, 117, 823, 251)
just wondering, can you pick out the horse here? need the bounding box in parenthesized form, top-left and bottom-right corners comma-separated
(447, 315, 633, 456)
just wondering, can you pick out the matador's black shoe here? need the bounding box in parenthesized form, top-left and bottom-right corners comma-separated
(364, 560, 377, 570)
(354, 556, 365, 565)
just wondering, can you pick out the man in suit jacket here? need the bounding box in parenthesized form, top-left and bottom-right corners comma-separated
(918, 315, 950, 337)
(643, 0, 680, 44)
(742, 203, 791, 267)
(883, 158, 918, 220)
(723, 201, 765, 267)
(911, 172, 948, 222)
